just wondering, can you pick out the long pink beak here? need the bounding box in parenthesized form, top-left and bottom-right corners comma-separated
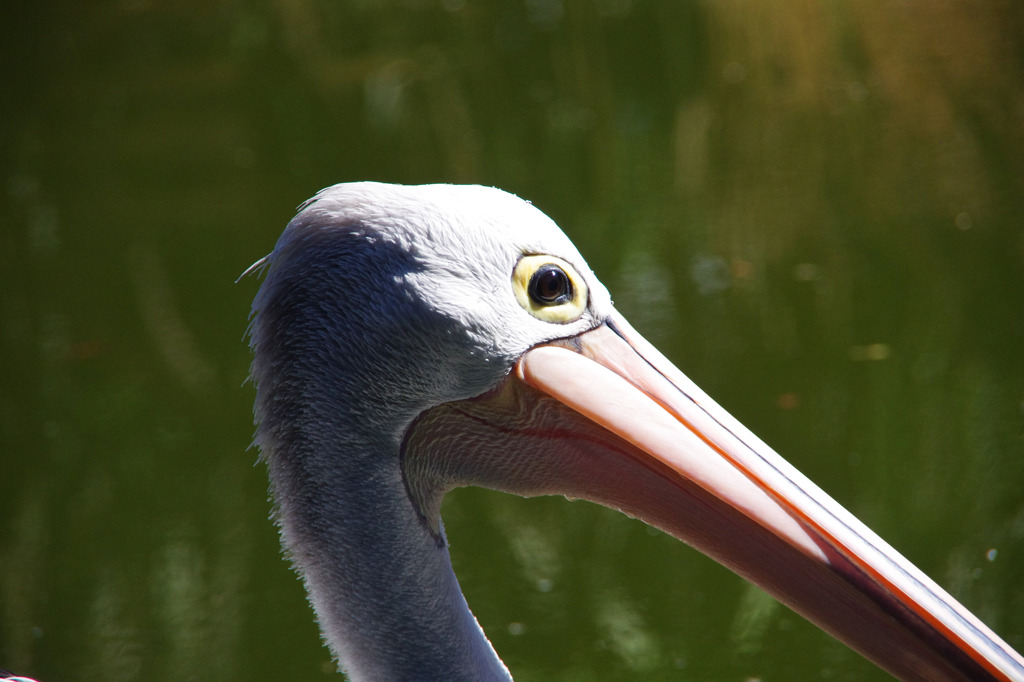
(507, 312, 1023, 681)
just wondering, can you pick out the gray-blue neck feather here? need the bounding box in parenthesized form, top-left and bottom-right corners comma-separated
(249, 219, 512, 680)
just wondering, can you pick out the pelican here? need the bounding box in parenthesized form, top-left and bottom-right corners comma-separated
(247, 182, 1024, 681)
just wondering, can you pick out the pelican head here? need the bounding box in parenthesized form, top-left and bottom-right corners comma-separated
(248, 182, 1023, 681)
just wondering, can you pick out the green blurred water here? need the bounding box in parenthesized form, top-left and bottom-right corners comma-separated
(2, 2, 1023, 680)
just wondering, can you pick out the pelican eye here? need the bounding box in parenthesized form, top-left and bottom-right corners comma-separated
(512, 254, 588, 323)
(529, 264, 573, 305)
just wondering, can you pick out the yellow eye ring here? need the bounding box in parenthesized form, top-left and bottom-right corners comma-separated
(512, 255, 588, 323)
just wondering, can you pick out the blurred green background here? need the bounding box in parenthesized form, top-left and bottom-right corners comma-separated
(2, 2, 1023, 680)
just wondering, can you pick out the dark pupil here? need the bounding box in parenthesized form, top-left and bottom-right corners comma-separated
(529, 265, 573, 305)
